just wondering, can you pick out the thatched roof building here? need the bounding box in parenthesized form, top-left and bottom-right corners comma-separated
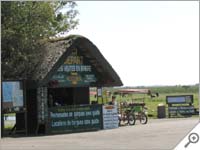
(30, 35, 123, 87)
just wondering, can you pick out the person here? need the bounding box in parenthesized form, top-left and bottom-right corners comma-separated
(109, 96, 117, 106)
(55, 97, 64, 106)
(48, 94, 54, 107)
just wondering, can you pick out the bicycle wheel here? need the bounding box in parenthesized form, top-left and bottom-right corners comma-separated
(118, 116, 121, 126)
(140, 113, 148, 124)
(120, 115, 129, 126)
(128, 114, 136, 125)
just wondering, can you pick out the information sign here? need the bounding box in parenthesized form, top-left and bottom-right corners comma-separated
(168, 106, 195, 115)
(166, 95, 193, 104)
(2, 81, 24, 112)
(48, 104, 102, 133)
(102, 105, 119, 129)
(50, 49, 97, 87)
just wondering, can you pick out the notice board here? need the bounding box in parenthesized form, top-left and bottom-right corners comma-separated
(2, 81, 24, 112)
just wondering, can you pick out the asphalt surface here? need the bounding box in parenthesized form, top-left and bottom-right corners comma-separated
(1, 118, 199, 150)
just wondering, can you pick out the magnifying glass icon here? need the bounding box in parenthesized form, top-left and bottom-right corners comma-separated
(184, 133, 199, 148)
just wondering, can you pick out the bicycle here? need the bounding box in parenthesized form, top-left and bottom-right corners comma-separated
(128, 103, 148, 125)
(118, 109, 136, 126)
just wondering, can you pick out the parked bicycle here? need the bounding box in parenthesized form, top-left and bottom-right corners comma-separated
(114, 89, 150, 126)
(118, 107, 135, 126)
(118, 102, 148, 126)
(129, 103, 148, 125)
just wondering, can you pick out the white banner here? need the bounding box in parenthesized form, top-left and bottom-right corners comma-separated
(102, 105, 119, 129)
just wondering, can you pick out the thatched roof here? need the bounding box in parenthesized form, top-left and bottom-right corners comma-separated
(32, 35, 123, 87)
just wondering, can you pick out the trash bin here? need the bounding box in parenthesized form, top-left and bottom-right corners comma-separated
(157, 103, 166, 118)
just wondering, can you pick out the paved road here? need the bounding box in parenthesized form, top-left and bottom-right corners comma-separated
(1, 118, 199, 150)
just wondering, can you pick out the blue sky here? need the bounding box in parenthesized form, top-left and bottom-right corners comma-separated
(66, 1, 199, 86)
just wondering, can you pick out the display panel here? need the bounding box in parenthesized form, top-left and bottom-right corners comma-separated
(2, 81, 24, 112)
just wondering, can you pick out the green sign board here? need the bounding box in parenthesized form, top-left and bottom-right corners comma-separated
(47, 105, 102, 134)
(50, 49, 97, 87)
(168, 106, 195, 115)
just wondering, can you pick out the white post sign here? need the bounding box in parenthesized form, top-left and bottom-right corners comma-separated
(97, 87, 102, 97)
(102, 105, 119, 129)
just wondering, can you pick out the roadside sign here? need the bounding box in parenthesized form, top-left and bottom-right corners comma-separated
(102, 105, 119, 129)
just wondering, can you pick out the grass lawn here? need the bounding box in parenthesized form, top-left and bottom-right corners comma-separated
(144, 93, 199, 118)
(3, 113, 16, 131)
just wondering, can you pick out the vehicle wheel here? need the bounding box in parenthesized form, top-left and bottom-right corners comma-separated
(140, 113, 148, 124)
(128, 114, 136, 125)
(118, 116, 121, 126)
(120, 115, 129, 126)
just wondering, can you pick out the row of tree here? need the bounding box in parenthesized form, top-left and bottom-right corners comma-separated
(104, 84, 199, 94)
(147, 85, 199, 94)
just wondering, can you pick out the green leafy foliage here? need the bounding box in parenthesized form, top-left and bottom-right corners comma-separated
(1, 1, 79, 79)
(148, 85, 199, 94)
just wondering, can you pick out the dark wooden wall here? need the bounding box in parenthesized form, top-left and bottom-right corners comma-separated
(48, 87, 89, 105)
(73, 87, 89, 105)
(26, 89, 37, 134)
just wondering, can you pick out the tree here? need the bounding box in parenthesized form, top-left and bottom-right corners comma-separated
(1, 1, 79, 79)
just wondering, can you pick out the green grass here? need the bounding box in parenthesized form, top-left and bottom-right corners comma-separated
(144, 93, 199, 118)
(3, 113, 16, 129)
(4, 113, 16, 117)
(4, 123, 15, 130)
(90, 91, 199, 119)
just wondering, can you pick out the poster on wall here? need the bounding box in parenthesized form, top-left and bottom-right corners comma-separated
(102, 105, 119, 129)
(2, 81, 24, 112)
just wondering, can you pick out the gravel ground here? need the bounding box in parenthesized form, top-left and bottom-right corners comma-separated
(1, 118, 199, 150)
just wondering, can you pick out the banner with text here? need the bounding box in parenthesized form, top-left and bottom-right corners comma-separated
(49, 49, 97, 87)
(48, 104, 102, 134)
